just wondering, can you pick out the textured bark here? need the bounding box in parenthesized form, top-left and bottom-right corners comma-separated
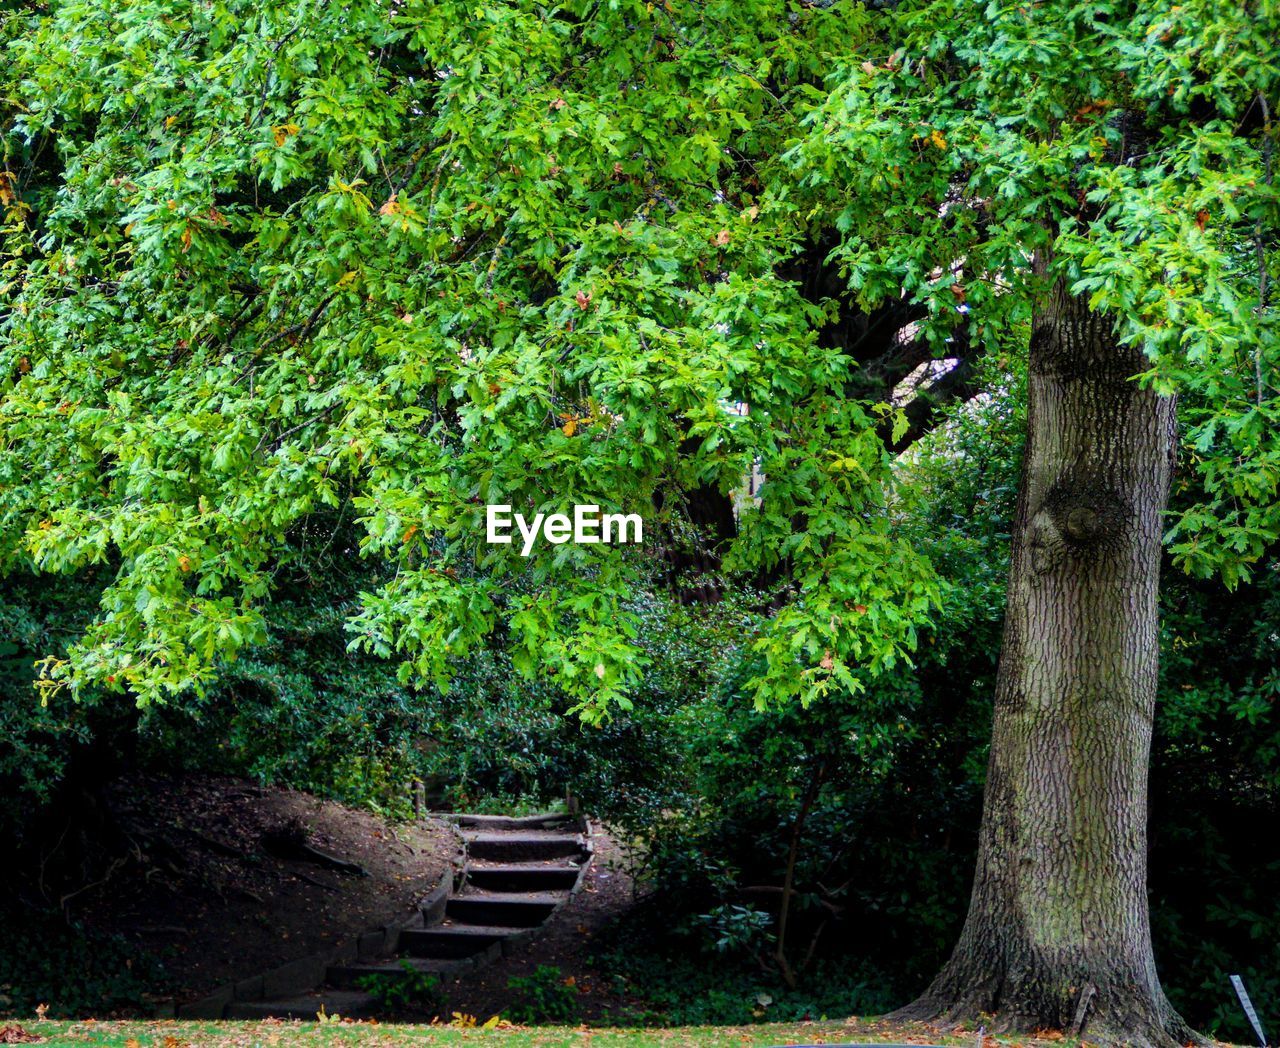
(656, 480, 737, 603)
(895, 284, 1199, 1047)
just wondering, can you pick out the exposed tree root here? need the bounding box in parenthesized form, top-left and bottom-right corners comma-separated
(891, 981, 1207, 1048)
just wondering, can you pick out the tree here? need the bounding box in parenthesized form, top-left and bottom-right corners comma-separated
(1, 1, 1276, 1043)
(2, 0, 947, 713)
(796, 5, 1277, 1042)
(896, 282, 1185, 1042)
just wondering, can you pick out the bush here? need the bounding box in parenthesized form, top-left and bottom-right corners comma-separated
(0, 908, 165, 1019)
(505, 965, 581, 1024)
(356, 960, 445, 1014)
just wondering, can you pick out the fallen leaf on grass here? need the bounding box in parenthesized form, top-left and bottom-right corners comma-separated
(0, 1025, 40, 1045)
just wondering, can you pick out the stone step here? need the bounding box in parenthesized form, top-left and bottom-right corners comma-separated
(462, 830, 584, 861)
(445, 893, 561, 928)
(224, 989, 376, 1021)
(464, 863, 581, 892)
(326, 957, 465, 991)
(399, 925, 511, 959)
(452, 812, 580, 831)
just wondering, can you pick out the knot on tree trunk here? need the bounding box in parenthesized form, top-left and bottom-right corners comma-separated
(1044, 479, 1129, 547)
(1029, 478, 1131, 573)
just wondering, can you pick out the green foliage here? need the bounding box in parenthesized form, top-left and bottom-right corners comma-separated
(356, 961, 445, 1015)
(592, 929, 897, 1027)
(138, 580, 430, 816)
(1147, 540, 1280, 1042)
(0, 908, 165, 1019)
(0, 0, 1275, 1035)
(555, 363, 1280, 1038)
(795, 0, 1279, 585)
(505, 966, 581, 1025)
(1, 0, 939, 720)
(0, 571, 98, 810)
(405, 585, 749, 813)
(695, 905, 775, 958)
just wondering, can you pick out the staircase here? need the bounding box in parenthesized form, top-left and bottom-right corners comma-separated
(223, 812, 591, 1020)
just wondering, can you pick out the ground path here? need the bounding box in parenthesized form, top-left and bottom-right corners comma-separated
(222, 813, 635, 1022)
(434, 817, 637, 1023)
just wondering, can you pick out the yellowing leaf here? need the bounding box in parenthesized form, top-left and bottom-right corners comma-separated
(562, 417, 578, 436)
(272, 121, 300, 146)
(929, 129, 947, 149)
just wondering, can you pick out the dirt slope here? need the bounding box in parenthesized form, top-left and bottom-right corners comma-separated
(73, 774, 453, 1005)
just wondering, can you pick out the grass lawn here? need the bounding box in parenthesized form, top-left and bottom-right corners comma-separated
(0, 1017, 1109, 1048)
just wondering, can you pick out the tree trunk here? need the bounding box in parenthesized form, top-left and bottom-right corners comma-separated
(895, 284, 1197, 1047)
